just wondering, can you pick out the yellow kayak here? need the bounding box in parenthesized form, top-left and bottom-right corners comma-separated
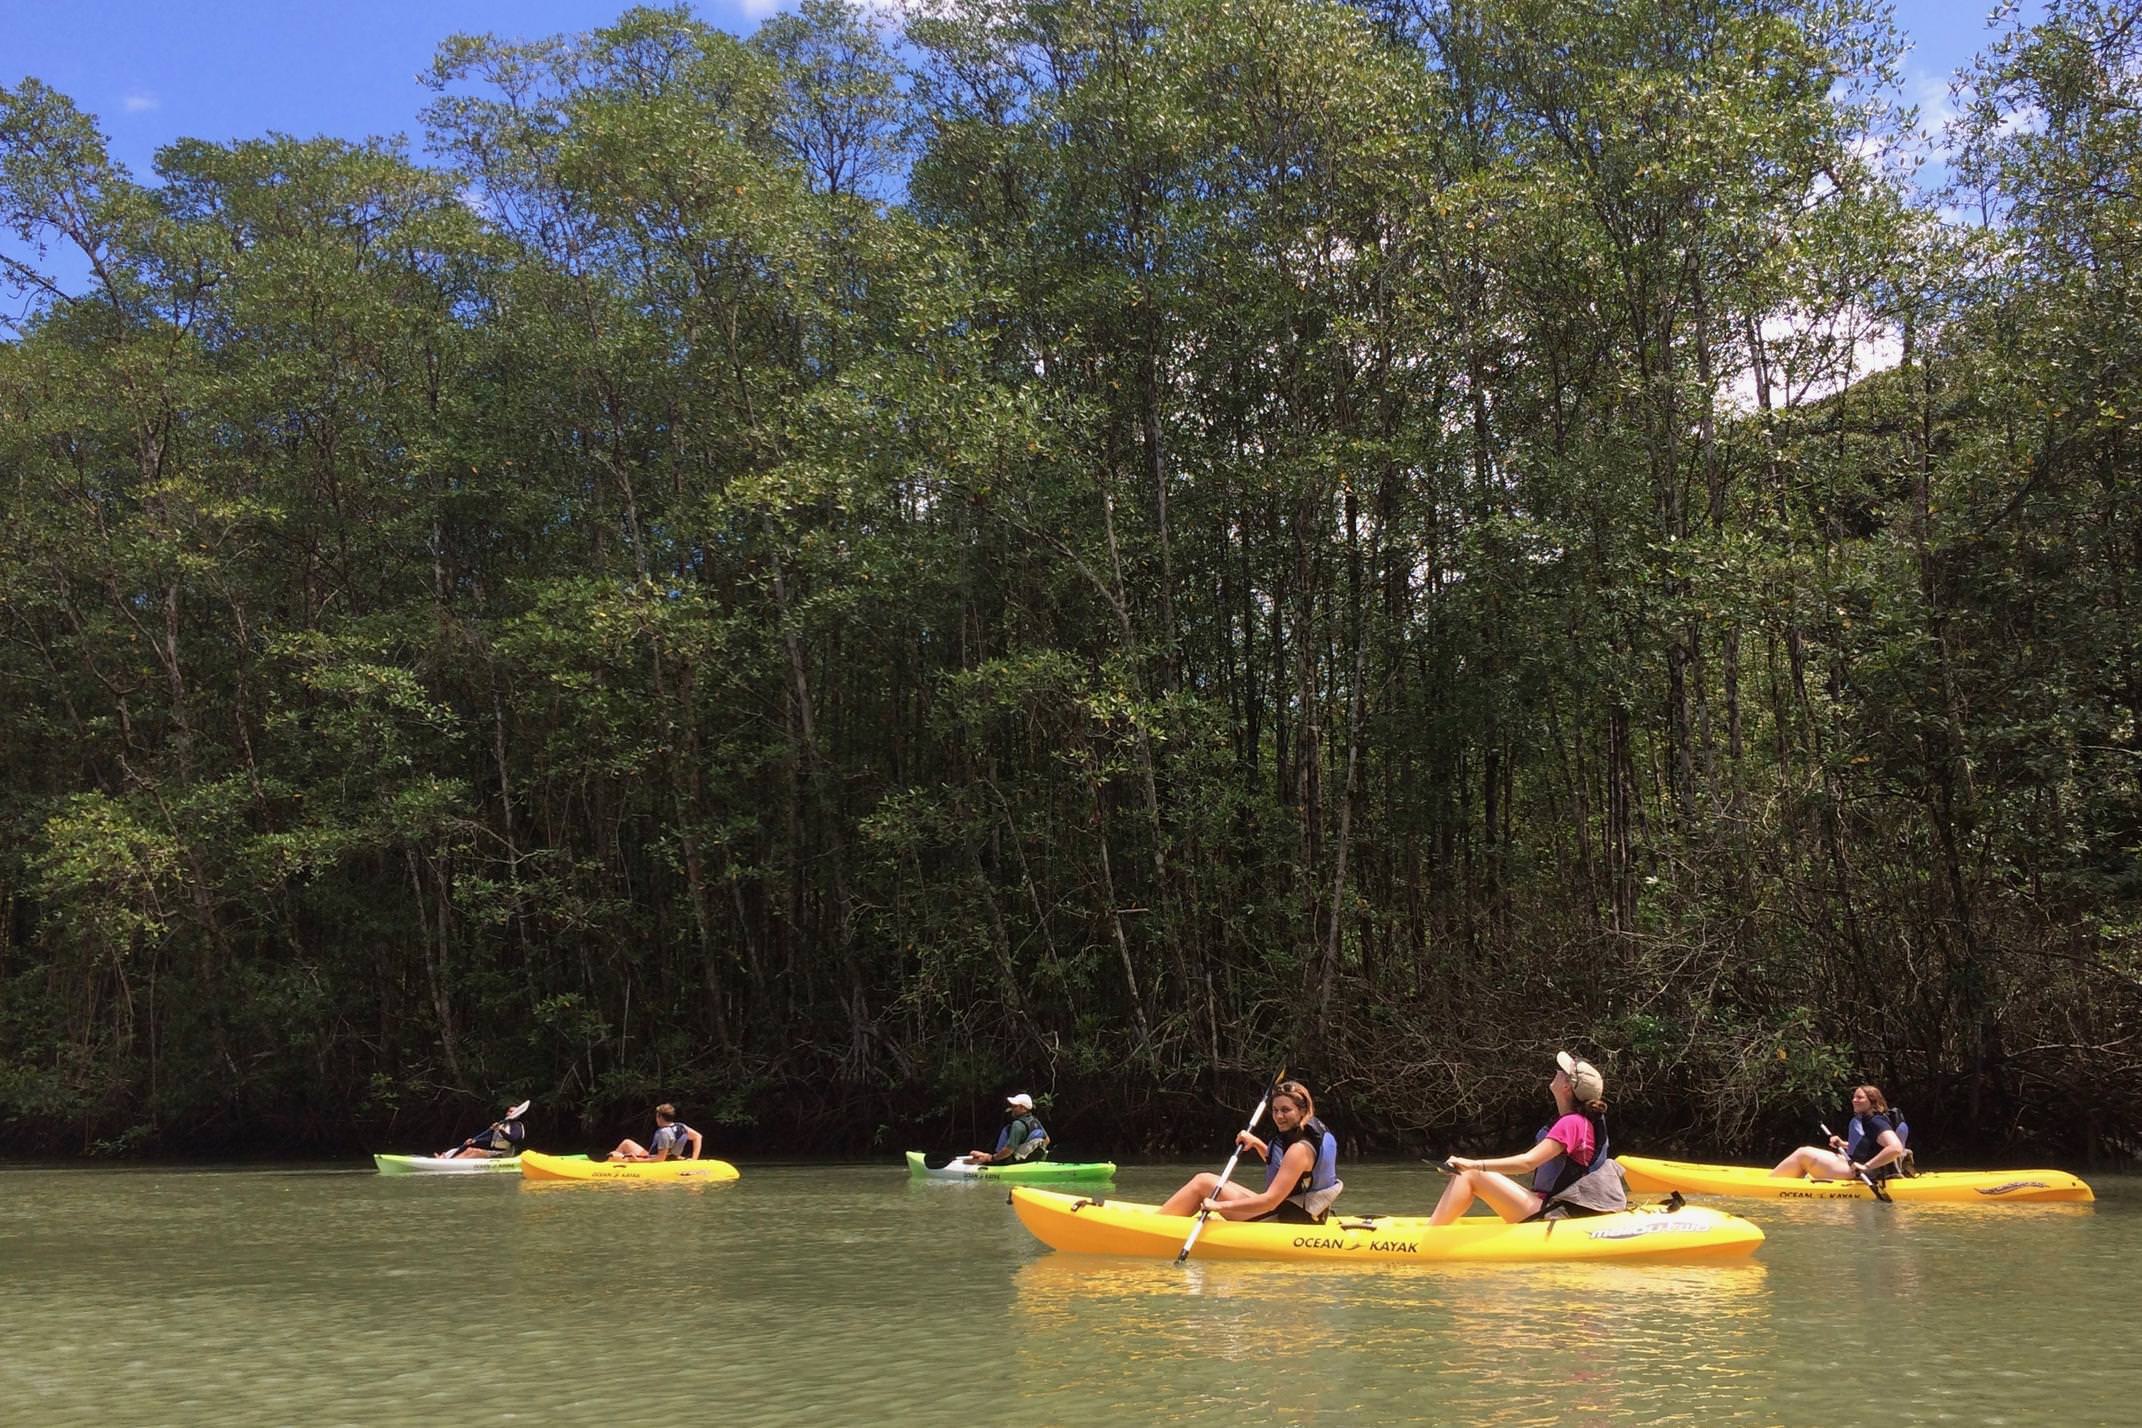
(519, 1149, 740, 1183)
(1619, 1155, 2093, 1204)
(1009, 1187, 1764, 1263)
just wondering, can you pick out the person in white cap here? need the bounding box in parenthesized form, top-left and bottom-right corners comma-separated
(1427, 1051, 1627, 1225)
(441, 1101, 529, 1159)
(967, 1093, 1050, 1165)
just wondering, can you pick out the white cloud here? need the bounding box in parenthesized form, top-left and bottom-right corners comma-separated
(1722, 309, 1903, 416)
(1911, 71, 1957, 137)
(735, 0, 784, 16)
(122, 92, 160, 113)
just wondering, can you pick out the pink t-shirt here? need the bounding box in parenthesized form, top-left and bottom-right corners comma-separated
(1542, 1112, 1597, 1167)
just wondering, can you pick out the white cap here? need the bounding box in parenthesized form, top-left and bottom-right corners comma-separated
(1556, 1051, 1605, 1103)
(1005, 1093, 1034, 1109)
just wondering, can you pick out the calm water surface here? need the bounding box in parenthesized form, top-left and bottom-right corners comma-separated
(1, 1160, 2132, 1425)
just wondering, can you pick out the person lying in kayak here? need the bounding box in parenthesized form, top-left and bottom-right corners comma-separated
(968, 1093, 1050, 1164)
(1771, 1084, 1906, 1183)
(1157, 1079, 1344, 1225)
(608, 1103, 703, 1162)
(440, 1105, 527, 1159)
(1429, 1051, 1627, 1225)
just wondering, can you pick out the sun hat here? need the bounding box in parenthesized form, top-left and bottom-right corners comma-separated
(1005, 1093, 1035, 1109)
(1555, 1051, 1605, 1103)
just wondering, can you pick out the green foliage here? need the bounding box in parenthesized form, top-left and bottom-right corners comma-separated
(1, 0, 2138, 1156)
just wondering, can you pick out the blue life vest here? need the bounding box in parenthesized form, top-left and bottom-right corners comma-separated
(650, 1122, 696, 1156)
(995, 1114, 1048, 1160)
(1847, 1111, 1904, 1175)
(1531, 1111, 1611, 1199)
(1849, 1111, 1907, 1148)
(1263, 1116, 1339, 1200)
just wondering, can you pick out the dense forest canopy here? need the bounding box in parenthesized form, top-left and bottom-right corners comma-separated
(2, 0, 2137, 1158)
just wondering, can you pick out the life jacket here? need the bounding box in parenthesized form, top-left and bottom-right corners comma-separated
(650, 1122, 696, 1156)
(1264, 1116, 1342, 1218)
(484, 1119, 526, 1154)
(997, 1113, 1049, 1161)
(1531, 1110, 1611, 1200)
(989, 1113, 1049, 1164)
(1847, 1111, 1908, 1177)
(1850, 1110, 1908, 1148)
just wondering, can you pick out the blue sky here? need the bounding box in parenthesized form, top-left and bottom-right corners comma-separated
(2, 0, 2043, 313)
(3, 0, 2042, 180)
(1, 2, 779, 182)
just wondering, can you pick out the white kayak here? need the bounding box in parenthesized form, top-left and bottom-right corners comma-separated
(373, 1153, 588, 1175)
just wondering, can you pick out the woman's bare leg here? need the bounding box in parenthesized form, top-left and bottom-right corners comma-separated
(1771, 1146, 1855, 1179)
(1430, 1169, 1543, 1226)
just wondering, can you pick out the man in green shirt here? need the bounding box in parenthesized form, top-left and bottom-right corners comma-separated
(967, 1092, 1050, 1164)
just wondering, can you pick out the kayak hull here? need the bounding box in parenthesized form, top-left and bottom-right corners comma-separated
(905, 1151, 1116, 1182)
(519, 1149, 740, 1183)
(1009, 1188, 1764, 1263)
(1619, 1155, 2095, 1204)
(373, 1153, 586, 1174)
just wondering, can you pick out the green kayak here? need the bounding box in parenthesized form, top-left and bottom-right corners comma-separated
(905, 1150, 1116, 1182)
(373, 1152, 589, 1175)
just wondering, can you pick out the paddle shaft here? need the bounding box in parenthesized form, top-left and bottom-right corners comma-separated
(1177, 1075, 1284, 1263)
(446, 1120, 503, 1155)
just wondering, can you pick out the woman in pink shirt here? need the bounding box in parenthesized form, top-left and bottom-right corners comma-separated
(1428, 1051, 1628, 1225)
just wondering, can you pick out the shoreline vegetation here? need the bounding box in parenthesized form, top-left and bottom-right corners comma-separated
(2, 0, 2137, 1162)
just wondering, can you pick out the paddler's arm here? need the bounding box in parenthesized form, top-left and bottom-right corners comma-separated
(1202, 1140, 1315, 1221)
(682, 1127, 704, 1160)
(1234, 1130, 1272, 1160)
(1448, 1139, 1562, 1176)
(1856, 1128, 1905, 1175)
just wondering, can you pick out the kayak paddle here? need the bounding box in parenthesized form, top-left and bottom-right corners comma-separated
(1820, 1120, 1893, 1203)
(1176, 1068, 1285, 1264)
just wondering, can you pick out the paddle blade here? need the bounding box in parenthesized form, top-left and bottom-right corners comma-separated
(504, 1099, 532, 1120)
(921, 1151, 966, 1170)
(1175, 1215, 1207, 1263)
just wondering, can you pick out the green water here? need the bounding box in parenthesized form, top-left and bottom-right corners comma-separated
(1, 1160, 2129, 1425)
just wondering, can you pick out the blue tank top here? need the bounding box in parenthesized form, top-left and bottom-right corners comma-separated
(1263, 1117, 1339, 1199)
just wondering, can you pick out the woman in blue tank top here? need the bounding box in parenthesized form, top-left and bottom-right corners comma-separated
(1771, 1084, 1905, 1182)
(1157, 1080, 1343, 1224)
